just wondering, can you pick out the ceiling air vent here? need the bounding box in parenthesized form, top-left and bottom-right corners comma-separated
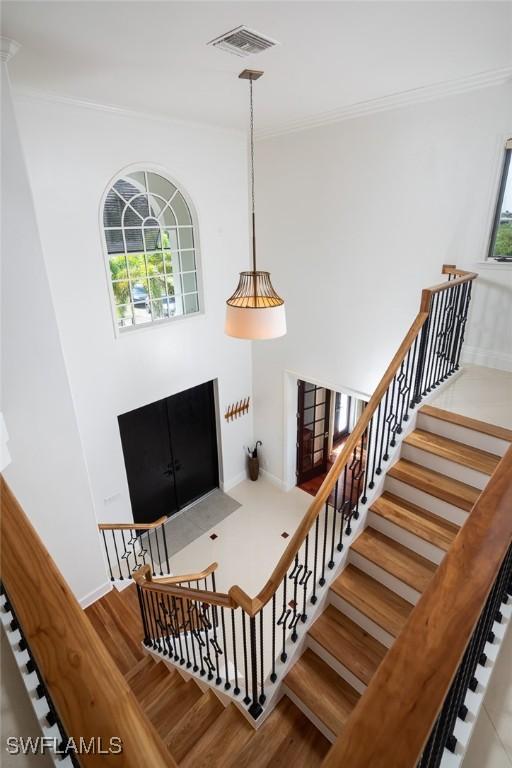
(207, 26, 279, 57)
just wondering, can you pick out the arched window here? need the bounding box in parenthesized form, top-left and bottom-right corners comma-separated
(102, 169, 201, 330)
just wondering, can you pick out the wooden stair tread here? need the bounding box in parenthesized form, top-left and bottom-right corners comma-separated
(352, 528, 437, 592)
(148, 679, 203, 741)
(285, 648, 360, 735)
(370, 491, 459, 551)
(388, 458, 481, 512)
(419, 405, 512, 442)
(308, 605, 386, 685)
(180, 704, 253, 768)
(332, 564, 412, 637)
(124, 654, 154, 684)
(405, 428, 500, 475)
(224, 695, 330, 768)
(166, 690, 224, 762)
(127, 660, 171, 701)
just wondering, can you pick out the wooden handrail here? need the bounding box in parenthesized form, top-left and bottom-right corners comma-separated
(98, 515, 167, 531)
(152, 561, 218, 586)
(0, 477, 176, 768)
(322, 444, 512, 768)
(132, 265, 477, 618)
(133, 566, 235, 608)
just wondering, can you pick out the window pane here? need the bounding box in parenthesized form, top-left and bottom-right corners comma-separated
(164, 250, 180, 274)
(124, 229, 144, 253)
(178, 227, 194, 249)
(151, 298, 175, 319)
(147, 173, 177, 203)
(143, 228, 161, 252)
(149, 276, 166, 299)
(162, 228, 178, 250)
(166, 276, 175, 295)
(182, 272, 197, 293)
(109, 255, 128, 280)
(133, 305, 151, 324)
(180, 250, 196, 272)
(146, 251, 164, 273)
(129, 194, 150, 220)
(103, 190, 124, 228)
(116, 304, 134, 327)
(170, 192, 192, 225)
(105, 229, 124, 254)
(127, 253, 146, 279)
(112, 280, 130, 305)
(131, 279, 149, 304)
(184, 293, 199, 314)
(159, 205, 177, 227)
(126, 171, 147, 191)
(114, 177, 143, 201)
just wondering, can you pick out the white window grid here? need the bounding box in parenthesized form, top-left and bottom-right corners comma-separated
(103, 171, 201, 330)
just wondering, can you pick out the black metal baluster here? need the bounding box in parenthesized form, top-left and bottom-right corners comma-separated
(329, 480, 338, 568)
(161, 523, 171, 575)
(406, 334, 420, 416)
(172, 596, 185, 664)
(146, 529, 156, 573)
(153, 529, 163, 576)
(242, 611, 250, 705)
(432, 289, 449, 387)
(376, 388, 390, 475)
(150, 592, 163, 652)
(186, 598, 199, 672)
(142, 589, 156, 648)
(231, 609, 241, 694)
(112, 530, 123, 581)
(210, 600, 222, 685)
(102, 530, 114, 581)
(259, 609, 265, 704)
(383, 374, 398, 460)
(280, 575, 289, 662)
(424, 292, 441, 393)
(360, 421, 372, 504)
(180, 598, 192, 669)
(270, 594, 277, 682)
(311, 516, 320, 604)
(248, 615, 263, 718)
(319, 503, 329, 586)
(121, 530, 131, 580)
(412, 305, 432, 406)
(453, 282, 471, 371)
(136, 584, 150, 645)
(302, 534, 310, 619)
(158, 598, 172, 657)
(368, 403, 382, 489)
(290, 557, 300, 642)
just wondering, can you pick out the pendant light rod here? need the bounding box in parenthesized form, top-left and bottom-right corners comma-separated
(239, 69, 263, 277)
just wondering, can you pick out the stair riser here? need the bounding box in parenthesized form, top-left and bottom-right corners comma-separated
(401, 444, 490, 490)
(348, 551, 420, 605)
(281, 685, 337, 744)
(417, 413, 509, 457)
(306, 637, 367, 695)
(368, 511, 444, 565)
(328, 591, 394, 649)
(385, 476, 468, 526)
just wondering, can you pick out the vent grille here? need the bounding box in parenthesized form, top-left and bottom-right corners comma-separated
(208, 26, 278, 57)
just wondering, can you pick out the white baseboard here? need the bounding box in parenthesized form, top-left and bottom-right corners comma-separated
(461, 345, 512, 372)
(220, 471, 247, 492)
(260, 469, 287, 491)
(78, 581, 112, 609)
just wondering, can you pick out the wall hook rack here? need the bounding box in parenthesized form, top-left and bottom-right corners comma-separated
(224, 398, 250, 422)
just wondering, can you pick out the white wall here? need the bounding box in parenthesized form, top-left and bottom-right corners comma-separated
(253, 83, 512, 484)
(1, 67, 107, 601)
(13, 94, 254, 530)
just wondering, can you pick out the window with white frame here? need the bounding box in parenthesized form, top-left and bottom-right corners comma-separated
(102, 169, 201, 329)
(488, 138, 512, 261)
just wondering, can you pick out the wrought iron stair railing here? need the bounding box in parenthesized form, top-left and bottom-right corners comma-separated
(130, 263, 478, 721)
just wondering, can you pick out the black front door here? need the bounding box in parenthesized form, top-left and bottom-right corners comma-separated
(118, 399, 178, 525)
(118, 381, 219, 524)
(167, 382, 219, 509)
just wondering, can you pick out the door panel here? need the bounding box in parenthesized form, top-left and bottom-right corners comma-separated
(166, 381, 219, 509)
(296, 381, 331, 485)
(118, 399, 178, 524)
(333, 393, 352, 443)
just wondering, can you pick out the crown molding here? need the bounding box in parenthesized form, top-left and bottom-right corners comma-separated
(11, 86, 246, 138)
(256, 66, 512, 141)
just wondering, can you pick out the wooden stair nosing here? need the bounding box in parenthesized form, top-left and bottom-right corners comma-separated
(387, 458, 481, 512)
(308, 605, 387, 686)
(419, 405, 512, 443)
(165, 690, 224, 761)
(331, 563, 413, 638)
(285, 648, 360, 736)
(404, 428, 500, 475)
(370, 491, 459, 551)
(179, 704, 254, 768)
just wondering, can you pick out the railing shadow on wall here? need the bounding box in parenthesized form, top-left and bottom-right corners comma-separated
(127, 264, 479, 720)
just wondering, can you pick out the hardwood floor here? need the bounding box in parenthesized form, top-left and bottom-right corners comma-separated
(84, 584, 330, 767)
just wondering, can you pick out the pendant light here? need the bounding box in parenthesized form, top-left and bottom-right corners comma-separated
(225, 70, 286, 340)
